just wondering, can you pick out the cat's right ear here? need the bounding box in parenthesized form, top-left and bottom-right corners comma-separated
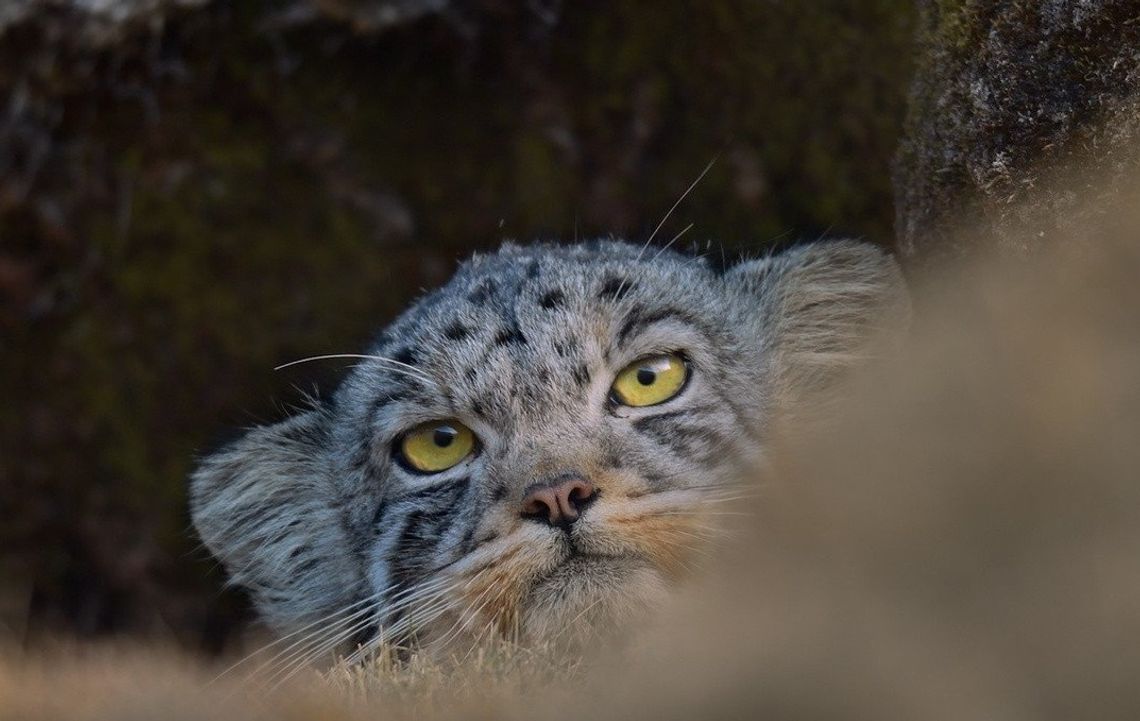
(189, 407, 361, 630)
(725, 239, 910, 407)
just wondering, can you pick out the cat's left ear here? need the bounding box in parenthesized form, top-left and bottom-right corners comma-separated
(725, 239, 910, 404)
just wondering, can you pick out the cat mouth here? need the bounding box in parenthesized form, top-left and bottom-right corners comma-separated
(519, 553, 667, 644)
(528, 551, 650, 600)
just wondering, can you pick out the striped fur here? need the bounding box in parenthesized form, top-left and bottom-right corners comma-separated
(190, 239, 906, 655)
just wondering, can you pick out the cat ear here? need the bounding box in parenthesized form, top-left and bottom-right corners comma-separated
(189, 407, 361, 631)
(726, 239, 910, 407)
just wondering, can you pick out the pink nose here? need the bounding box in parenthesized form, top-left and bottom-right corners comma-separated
(520, 477, 597, 528)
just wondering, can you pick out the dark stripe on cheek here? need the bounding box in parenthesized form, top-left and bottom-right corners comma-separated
(454, 476, 483, 556)
(571, 364, 591, 388)
(389, 509, 429, 595)
(292, 556, 322, 576)
(406, 476, 468, 505)
(632, 413, 714, 459)
(459, 524, 477, 555)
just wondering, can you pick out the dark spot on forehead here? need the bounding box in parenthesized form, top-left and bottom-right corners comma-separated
(392, 346, 417, 366)
(444, 322, 470, 341)
(490, 483, 509, 502)
(539, 289, 565, 310)
(464, 367, 478, 382)
(525, 259, 541, 279)
(467, 279, 497, 305)
(493, 326, 527, 346)
(598, 276, 636, 301)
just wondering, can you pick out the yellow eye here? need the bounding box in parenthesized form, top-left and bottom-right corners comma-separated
(397, 420, 476, 473)
(611, 353, 689, 407)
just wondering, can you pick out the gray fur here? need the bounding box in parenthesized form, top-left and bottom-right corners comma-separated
(190, 239, 906, 648)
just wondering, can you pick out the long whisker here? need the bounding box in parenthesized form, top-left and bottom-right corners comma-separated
(457, 582, 515, 662)
(212, 585, 394, 685)
(341, 574, 474, 665)
(654, 510, 755, 518)
(610, 155, 720, 310)
(266, 611, 385, 691)
(427, 571, 502, 654)
(698, 494, 763, 505)
(274, 584, 456, 687)
(551, 594, 608, 646)
(652, 221, 695, 261)
(346, 589, 460, 666)
(249, 597, 392, 691)
(637, 155, 719, 261)
(274, 353, 437, 388)
(245, 576, 458, 690)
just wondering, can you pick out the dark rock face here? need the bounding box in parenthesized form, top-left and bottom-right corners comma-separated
(894, 0, 1140, 265)
(0, 1, 450, 41)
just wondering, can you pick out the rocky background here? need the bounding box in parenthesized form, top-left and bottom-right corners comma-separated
(7, 0, 1136, 657)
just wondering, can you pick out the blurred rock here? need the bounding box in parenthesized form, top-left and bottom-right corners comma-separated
(894, 0, 1140, 265)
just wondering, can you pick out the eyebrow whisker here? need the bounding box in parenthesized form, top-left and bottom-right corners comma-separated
(652, 222, 695, 262)
(635, 155, 718, 262)
(273, 353, 438, 388)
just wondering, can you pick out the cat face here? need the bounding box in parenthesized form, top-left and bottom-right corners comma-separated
(190, 240, 906, 655)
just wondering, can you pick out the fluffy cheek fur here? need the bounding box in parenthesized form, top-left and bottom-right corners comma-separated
(392, 487, 723, 652)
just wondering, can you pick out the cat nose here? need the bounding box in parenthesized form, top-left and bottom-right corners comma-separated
(520, 477, 597, 529)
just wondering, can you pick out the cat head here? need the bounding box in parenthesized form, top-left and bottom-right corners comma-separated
(189, 239, 907, 653)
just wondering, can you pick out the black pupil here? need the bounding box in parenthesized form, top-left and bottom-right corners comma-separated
(636, 368, 657, 386)
(433, 426, 458, 448)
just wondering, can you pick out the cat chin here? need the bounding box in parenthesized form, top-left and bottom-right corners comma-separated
(518, 556, 669, 647)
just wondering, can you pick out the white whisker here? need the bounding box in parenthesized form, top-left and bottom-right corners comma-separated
(427, 572, 501, 653)
(213, 585, 394, 686)
(637, 155, 719, 261)
(610, 155, 720, 309)
(652, 222, 695, 261)
(274, 353, 437, 388)
(267, 611, 384, 691)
